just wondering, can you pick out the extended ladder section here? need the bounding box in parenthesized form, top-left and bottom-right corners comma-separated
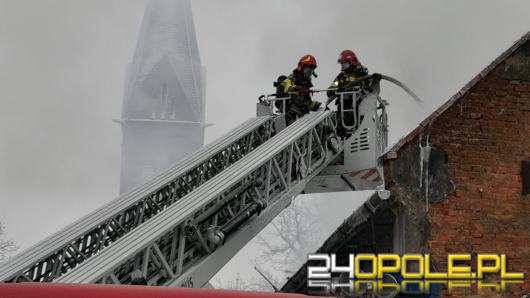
(54, 111, 341, 288)
(0, 116, 277, 283)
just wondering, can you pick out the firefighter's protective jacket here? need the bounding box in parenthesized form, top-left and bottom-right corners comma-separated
(328, 65, 370, 98)
(281, 69, 320, 114)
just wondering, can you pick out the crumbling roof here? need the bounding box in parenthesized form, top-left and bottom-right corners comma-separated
(385, 30, 530, 160)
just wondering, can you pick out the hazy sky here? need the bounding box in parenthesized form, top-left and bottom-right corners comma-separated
(0, 0, 529, 279)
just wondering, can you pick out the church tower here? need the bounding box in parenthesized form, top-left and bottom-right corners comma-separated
(118, 0, 206, 194)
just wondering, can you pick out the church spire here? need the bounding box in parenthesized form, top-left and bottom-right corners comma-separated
(123, 0, 204, 122)
(118, 0, 206, 194)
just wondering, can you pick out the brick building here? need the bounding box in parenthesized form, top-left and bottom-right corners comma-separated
(282, 31, 530, 297)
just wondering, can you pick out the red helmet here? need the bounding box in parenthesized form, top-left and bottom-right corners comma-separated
(338, 50, 360, 66)
(297, 54, 317, 71)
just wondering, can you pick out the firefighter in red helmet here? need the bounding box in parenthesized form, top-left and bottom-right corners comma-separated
(280, 54, 322, 126)
(327, 50, 380, 136)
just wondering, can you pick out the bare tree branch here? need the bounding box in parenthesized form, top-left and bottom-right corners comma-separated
(251, 199, 323, 275)
(0, 222, 17, 261)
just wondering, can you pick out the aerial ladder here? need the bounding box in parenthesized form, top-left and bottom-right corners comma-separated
(0, 75, 420, 289)
(0, 116, 278, 283)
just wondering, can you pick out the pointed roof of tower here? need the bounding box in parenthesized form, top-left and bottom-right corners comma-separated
(125, 0, 204, 120)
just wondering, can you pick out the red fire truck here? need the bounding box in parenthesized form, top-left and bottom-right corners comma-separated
(0, 283, 322, 298)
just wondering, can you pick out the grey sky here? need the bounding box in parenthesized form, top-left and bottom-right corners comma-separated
(0, 0, 529, 271)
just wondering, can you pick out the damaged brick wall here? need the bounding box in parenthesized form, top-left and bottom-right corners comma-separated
(385, 39, 530, 296)
(384, 135, 455, 254)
